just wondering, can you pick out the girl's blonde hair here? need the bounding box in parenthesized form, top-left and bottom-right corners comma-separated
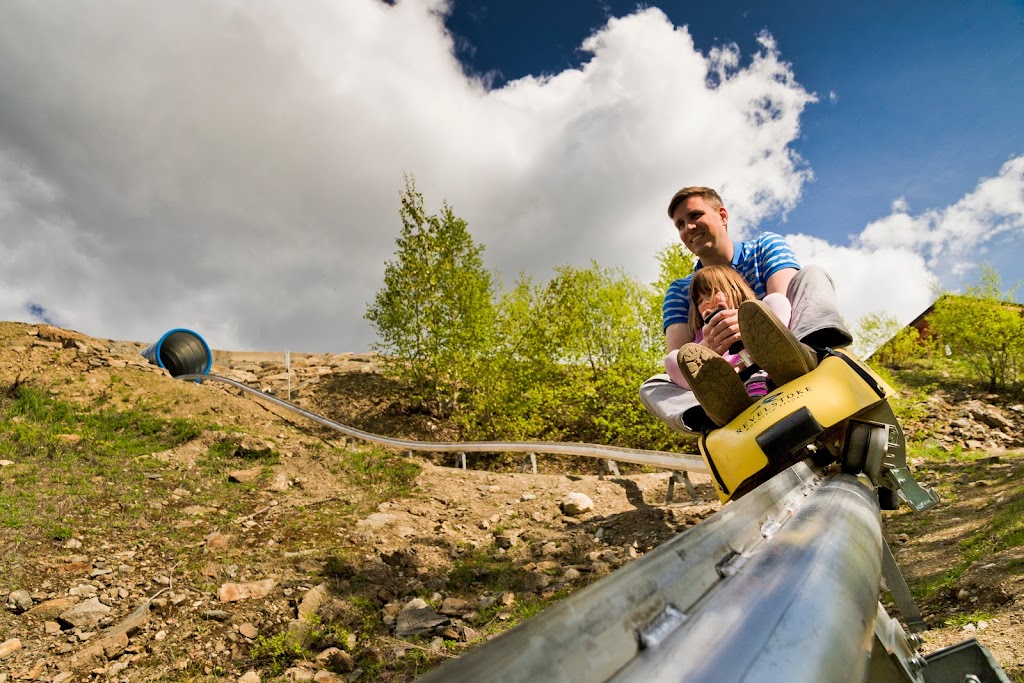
(688, 265, 758, 338)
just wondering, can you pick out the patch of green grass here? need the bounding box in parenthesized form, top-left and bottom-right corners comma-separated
(907, 440, 964, 463)
(339, 447, 421, 503)
(885, 355, 976, 392)
(249, 632, 310, 676)
(943, 610, 997, 628)
(350, 595, 385, 635)
(3, 385, 203, 458)
(299, 613, 352, 654)
(961, 492, 1024, 557)
(474, 588, 573, 633)
(915, 482, 1024, 600)
(0, 382, 229, 580)
(45, 522, 74, 541)
(447, 547, 531, 593)
(915, 570, 961, 601)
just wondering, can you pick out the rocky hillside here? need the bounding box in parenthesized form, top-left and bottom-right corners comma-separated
(0, 321, 1022, 682)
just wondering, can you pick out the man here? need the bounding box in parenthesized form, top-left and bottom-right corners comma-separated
(640, 186, 852, 432)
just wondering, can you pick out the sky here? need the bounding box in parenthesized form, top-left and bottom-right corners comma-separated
(0, 0, 1021, 353)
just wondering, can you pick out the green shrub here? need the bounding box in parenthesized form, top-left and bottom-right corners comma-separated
(927, 268, 1024, 391)
(249, 632, 310, 675)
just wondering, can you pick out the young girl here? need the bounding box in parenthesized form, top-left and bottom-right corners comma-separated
(665, 265, 792, 399)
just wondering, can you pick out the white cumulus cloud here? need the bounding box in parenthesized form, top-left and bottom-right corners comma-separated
(785, 233, 938, 332)
(856, 156, 1024, 268)
(0, 0, 1017, 356)
(785, 153, 1024, 337)
(0, 1, 818, 352)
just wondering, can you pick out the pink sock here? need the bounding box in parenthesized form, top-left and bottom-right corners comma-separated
(761, 292, 792, 327)
(664, 350, 691, 389)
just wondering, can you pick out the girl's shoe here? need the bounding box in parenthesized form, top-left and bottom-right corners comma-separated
(676, 343, 754, 427)
(738, 300, 817, 386)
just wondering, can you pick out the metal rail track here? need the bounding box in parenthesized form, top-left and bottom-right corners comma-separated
(416, 462, 1008, 683)
(418, 463, 880, 682)
(178, 373, 706, 473)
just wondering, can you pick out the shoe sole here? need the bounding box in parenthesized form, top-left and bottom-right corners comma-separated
(677, 344, 753, 427)
(739, 300, 816, 386)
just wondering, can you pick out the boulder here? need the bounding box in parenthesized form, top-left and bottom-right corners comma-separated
(395, 598, 447, 637)
(218, 579, 277, 602)
(6, 589, 33, 613)
(59, 597, 110, 629)
(560, 492, 594, 517)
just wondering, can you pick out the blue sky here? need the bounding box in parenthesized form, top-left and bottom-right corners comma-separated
(0, 1, 1021, 352)
(446, 0, 1024, 295)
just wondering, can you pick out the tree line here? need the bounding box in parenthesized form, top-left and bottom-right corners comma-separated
(860, 268, 1024, 392)
(366, 179, 1023, 456)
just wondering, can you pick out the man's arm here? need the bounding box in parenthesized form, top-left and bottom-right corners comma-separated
(665, 322, 695, 353)
(765, 267, 798, 296)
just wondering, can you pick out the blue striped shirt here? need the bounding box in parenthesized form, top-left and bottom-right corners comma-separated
(662, 232, 800, 331)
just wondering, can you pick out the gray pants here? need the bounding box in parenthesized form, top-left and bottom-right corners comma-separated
(639, 265, 852, 433)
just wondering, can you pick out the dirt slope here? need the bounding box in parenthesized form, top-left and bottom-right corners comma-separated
(0, 321, 1022, 682)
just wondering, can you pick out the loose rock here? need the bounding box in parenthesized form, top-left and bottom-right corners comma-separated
(316, 647, 355, 672)
(298, 583, 329, 621)
(395, 598, 447, 637)
(0, 638, 22, 659)
(560, 492, 594, 517)
(27, 597, 78, 620)
(494, 531, 519, 549)
(218, 579, 277, 602)
(59, 597, 111, 629)
(439, 597, 471, 616)
(202, 610, 232, 621)
(228, 467, 262, 484)
(5, 589, 33, 613)
(207, 532, 230, 551)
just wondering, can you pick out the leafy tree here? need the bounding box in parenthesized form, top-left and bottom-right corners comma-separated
(365, 176, 494, 414)
(459, 261, 691, 453)
(367, 190, 697, 454)
(536, 263, 654, 372)
(651, 242, 696, 294)
(530, 263, 664, 445)
(853, 311, 926, 367)
(875, 327, 925, 368)
(927, 267, 1024, 391)
(459, 272, 561, 440)
(648, 243, 696, 350)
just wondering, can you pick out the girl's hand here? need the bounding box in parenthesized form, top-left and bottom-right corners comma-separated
(703, 308, 741, 355)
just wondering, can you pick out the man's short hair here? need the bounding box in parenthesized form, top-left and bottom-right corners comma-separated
(667, 186, 723, 219)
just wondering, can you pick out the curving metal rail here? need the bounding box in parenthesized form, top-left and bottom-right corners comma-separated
(416, 462, 1009, 683)
(177, 373, 707, 473)
(417, 463, 881, 682)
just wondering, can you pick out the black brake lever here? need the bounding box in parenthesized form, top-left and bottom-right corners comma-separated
(703, 307, 744, 355)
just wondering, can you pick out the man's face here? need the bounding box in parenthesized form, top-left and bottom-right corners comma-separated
(671, 196, 729, 261)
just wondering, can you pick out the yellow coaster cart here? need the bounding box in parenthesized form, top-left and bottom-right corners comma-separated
(698, 348, 940, 511)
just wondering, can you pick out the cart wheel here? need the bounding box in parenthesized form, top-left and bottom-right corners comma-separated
(842, 423, 889, 477)
(841, 423, 871, 474)
(878, 487, 900, 510)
